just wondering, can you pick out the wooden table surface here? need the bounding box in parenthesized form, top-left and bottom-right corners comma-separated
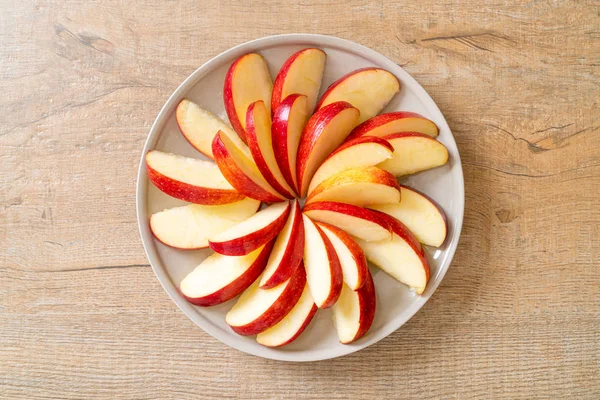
(1, 1, 599, 398)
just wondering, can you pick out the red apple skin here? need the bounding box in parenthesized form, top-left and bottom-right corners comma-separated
(272, 93, 306, 195)
(315, 221, 369, 290)
(313, 223, 344, 309)
(245, 101, 294, 199)
(231, 264, 307, 336)
(260, 200, 305, 289)
(271, 48, 326, 112)
(315, 67, 400, 110)
(327, 135, 394, 159)
(181, 241, 274, 307)
(146, 159, 245, 205)
(347, 111, 439, 140)
(303, 201, 393, 233)
(211, 131, 282, 203)
(209, 202, 291, 256)
(372, 210, 431, 283)
(268, 303, 318, 348)
(399, 184, 449, 246)
(296, 101, 358, 196)
(350, 268, 376, 343)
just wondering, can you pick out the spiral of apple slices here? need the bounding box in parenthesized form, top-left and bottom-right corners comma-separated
(145, 48, 450, 347)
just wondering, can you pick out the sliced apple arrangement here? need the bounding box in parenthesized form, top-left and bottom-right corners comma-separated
(146, 48, 450, 347)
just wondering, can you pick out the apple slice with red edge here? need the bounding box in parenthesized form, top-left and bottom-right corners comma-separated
(256, 282, 317, 347)
(370, 185, 448, 247)
(316, 68, 400, 123)
(332, 270, 376, 344)
(271, 48, 327, 114)
(303, 202, 392, 242)
(224, 53, 273, 143)
(347, 111, 439, 140)
(226, 264, 307, 335)
(316, 222, 369, 291)
(209, 201, 290, 256)
(180, 242, 273, 306)
(306, 166, 401, 207)
(296, 101, 360, 197)
(212, 130, 285, 202)
(260, 200, 304, 289)
(308, 136, 394, 194)
(302, 215, 343, 309)
(378, 132, 449, 176)
(149, 198, 260, 250)
(272, 94, 309, 193)
(146, 150, 244, 205)
(354, 211, 430, 294)
(175, 99, 238, 159)
(246, 100, 295, 198)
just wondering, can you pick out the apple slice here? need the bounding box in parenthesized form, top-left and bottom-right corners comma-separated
(256, 283, 317, 347)
(180, 242, 273, 306)
(302, 215, 343, 309)
(246, 100, 295, 198)
(308, 136, 394, 194)
(354, 212, 430, 294)
(332, 271, 376, 344)
(316, 68, 400, 123)
(272, 94, 309, 193)
(212, 130, 285, 202)
(306, 166, 401, 207)
(348, 111, 439, 140)
(224, 53, 273, 142)
(370, 186, 448, 247)
(149, 198, 260, 249)
(271, 48, 327, 114)
(296, 101, 360, 197)
(378, 133, 449, 176)
(146, 150, 244, 205)
(175, 99, 238, 159)
(303, 202, 392, 242)
(226, 265, 307, 335)
(209, 201, 290, 256)
(316, 222, 368, 291)
(260, 200, 304, 289)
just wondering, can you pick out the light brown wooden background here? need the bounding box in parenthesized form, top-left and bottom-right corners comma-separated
(1, 1, 598, 399)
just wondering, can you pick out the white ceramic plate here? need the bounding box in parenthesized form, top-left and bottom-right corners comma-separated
(136, 34, 464, 362)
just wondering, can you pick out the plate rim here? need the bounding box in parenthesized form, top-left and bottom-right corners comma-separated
(136, 33, 465, 362)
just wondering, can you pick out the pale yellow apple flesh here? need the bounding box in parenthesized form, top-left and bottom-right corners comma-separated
(378, 134, 449, 176)
(225, 53, 273, 141)
(260, 200, 304, 288)
(318, 223, 367, 291)
(370, 186, 447, 247)
(317, 68, 400, 123)
(256, 283, 317, 347)
(209, 201, 290, 255)
(215, 131, 286, 201)
(149, 198, 260, 249)
(306, 167, 401, 206)
(302, 215, 342, 309)
(176, 99, 237, 159)
(146, 150, 236, 190)
(273, 48, 326, 113)
(179, 244, 270, 306)
(355, 234, 428, 294)
(308, 138, 393, 194)
(303, 205, 392, 242)
(246, 101, 295, 197)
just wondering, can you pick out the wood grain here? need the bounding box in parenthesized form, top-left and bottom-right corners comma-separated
(1, 0, 598, 398)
